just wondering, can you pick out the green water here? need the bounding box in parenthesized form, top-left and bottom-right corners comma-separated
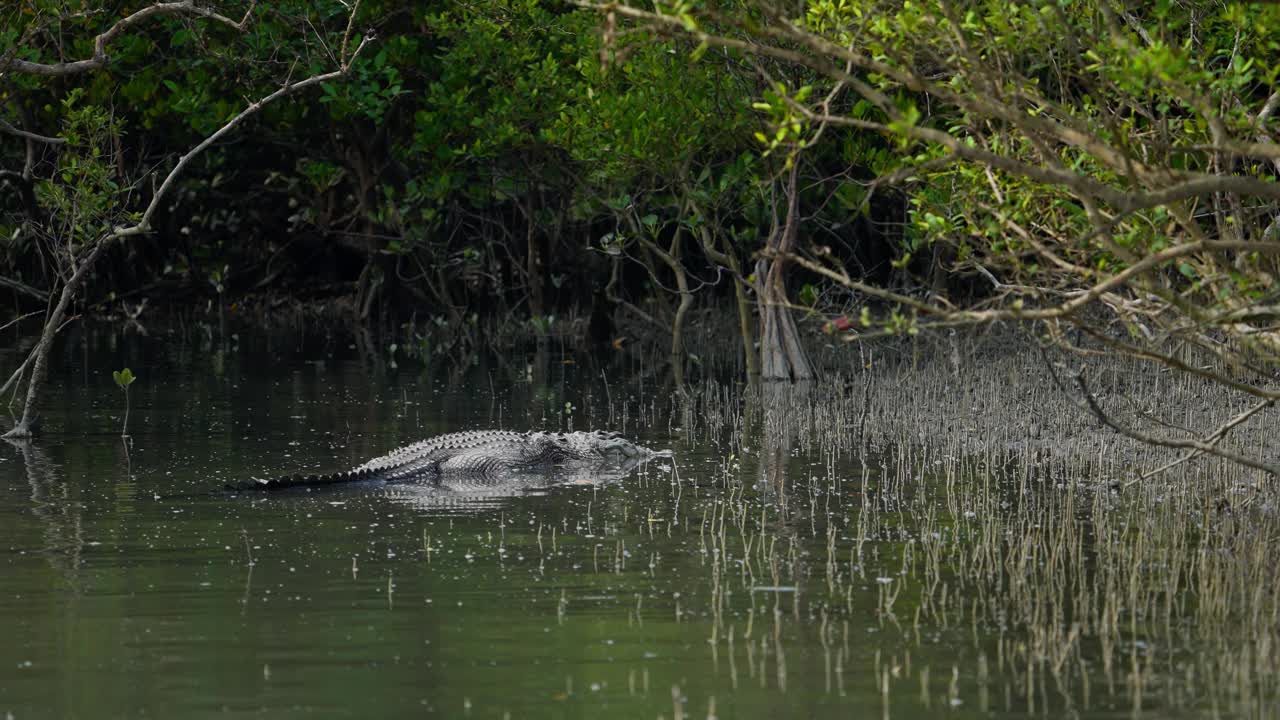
(0, 328, 1269, 718)
(1, 332, 845, 719)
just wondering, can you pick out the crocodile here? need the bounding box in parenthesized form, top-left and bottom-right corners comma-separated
(227, 430, 669, 492)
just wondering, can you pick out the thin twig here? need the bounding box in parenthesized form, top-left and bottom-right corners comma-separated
(0, 310, 45, 333)
(1, 316, 79, 398)
(1133, 397, 1277, 485)
(340, 0, 364, 65)
(1073, 371, 1280, 478)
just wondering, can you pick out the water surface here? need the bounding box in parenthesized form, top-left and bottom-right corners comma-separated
(1, 327, 1273, 718)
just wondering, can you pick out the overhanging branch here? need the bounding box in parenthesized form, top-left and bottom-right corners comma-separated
(126, 34, 373, 237)
(1, 1, 257, 77)
(1073, 371, 1280, 478)
(0, 118, 65, 145)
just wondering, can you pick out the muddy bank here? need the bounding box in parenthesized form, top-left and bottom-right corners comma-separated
(696, 326, 1280, 493)
(847, 328, 1279, 486)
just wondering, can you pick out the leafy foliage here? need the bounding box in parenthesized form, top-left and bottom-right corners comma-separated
(11, 0, 1277, 395)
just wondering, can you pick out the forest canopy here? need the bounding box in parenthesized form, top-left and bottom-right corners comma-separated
(3, 1, 1280, 429)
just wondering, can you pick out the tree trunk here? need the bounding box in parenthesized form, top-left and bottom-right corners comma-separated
(929, 241, 952, 300)
(731, 275, 759, 380)
(5, 239, 109, 438)
(757, 280, 814, 381)
(756, 164, 814, 382)
(695, 223, 759, 380)
(634, 213, 693, 387)
(668, 263, 692, 387)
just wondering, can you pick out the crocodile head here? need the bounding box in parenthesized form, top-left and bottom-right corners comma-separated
(533, 430, 669, 468)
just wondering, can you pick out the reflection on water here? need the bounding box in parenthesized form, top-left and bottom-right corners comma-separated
(1, 326, 1277, 719)
(261, 461, 672, 512)
(8, 438, 86, 593)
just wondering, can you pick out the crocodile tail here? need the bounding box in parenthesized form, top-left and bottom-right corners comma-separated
(226, 467, 375, 492)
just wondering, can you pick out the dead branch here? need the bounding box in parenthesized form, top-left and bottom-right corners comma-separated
(1, 314, 82, 402)
(0, 310, 45, 334)
(0, 118, 65, 145)
(1073, 371, 1279, 478)
(1035, 340, 1280, 480)
(1134, 397, 1277, 485)
(0, 276, 49, 301)
(788, 235, 1280, 331)
(1071, 323, 1280, 403)
(0, 1, 258, 77)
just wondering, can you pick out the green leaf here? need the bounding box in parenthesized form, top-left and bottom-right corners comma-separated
(113, 368, 136, 388)
(798, 283, 819, 306)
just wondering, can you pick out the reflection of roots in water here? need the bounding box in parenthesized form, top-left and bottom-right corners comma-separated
(7, 438, 87, 591)
(679, 428, 1280, 715)
(649, 331, 1280, 714)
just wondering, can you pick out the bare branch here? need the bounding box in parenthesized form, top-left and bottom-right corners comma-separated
(0, 316, 78, 400)
(1073, 371, 1280, 478)
(1035, 341, 1280, 480)
(1252, 90, 1280, 126)
(126, 35, 373, 237)
(1, 1, 257, 77)
(0, 275, 49, 301)
(1134, 397, 1277, 484)
(0, 118, 65, 145)
(789, 238, 1280, 326)
(340, 0, 364, 66)
(1072, 323, 1280, 403)
(0, 310, 45, 334)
